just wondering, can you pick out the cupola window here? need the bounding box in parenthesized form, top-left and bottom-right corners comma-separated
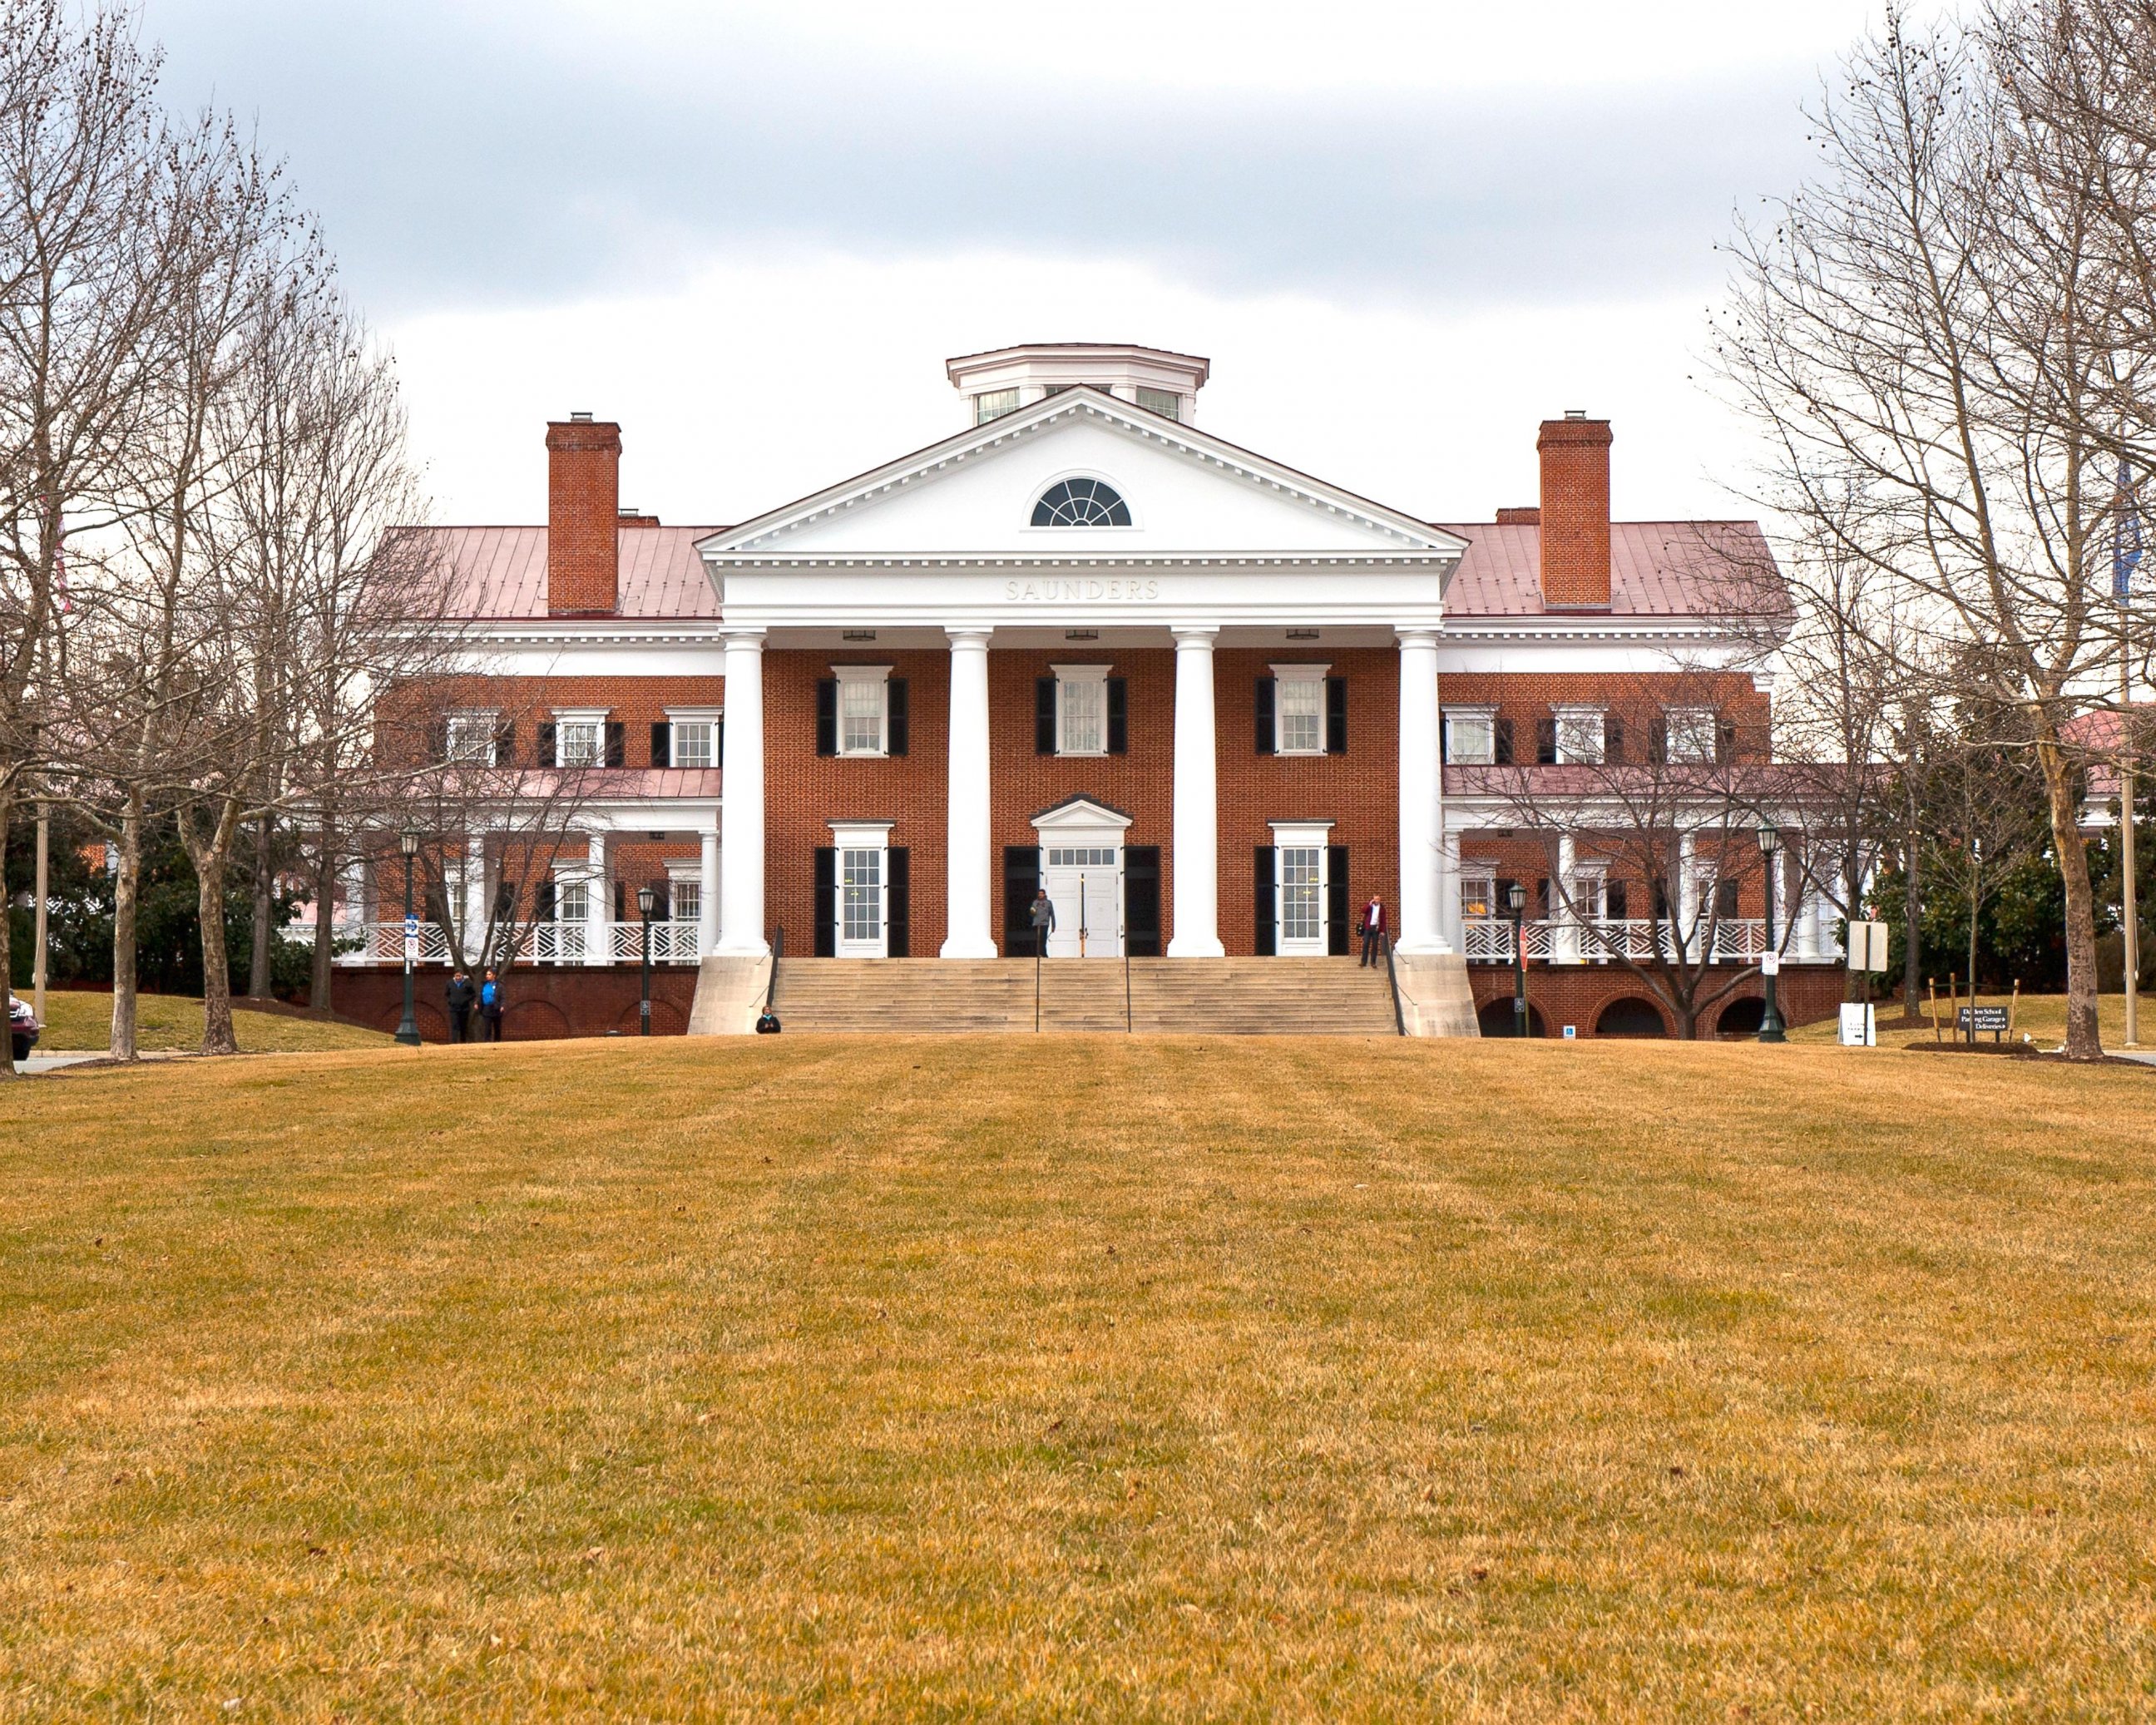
(1031, 477, 1131, 527)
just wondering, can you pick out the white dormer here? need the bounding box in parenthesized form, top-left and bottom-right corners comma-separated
(947, 342, 1210, 429)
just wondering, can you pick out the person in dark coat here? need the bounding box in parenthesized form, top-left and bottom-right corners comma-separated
(1029, 887, 1056, 956)
(477, 967, 505, 1041)
(445, 968, 477, 1042)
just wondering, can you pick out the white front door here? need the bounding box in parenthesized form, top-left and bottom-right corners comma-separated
(838, 845, 886, 956)
(1276, 843, 1328, 956)
(1042, 843, 1121, 957)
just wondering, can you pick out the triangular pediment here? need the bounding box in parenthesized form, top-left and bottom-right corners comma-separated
(1031, 794, 1135, 832)
(699, 388, 1465, 562)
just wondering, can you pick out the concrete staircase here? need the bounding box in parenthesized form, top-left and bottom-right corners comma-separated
(768, 956, 1401, 1035)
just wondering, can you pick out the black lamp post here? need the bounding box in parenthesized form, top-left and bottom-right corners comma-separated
(636, 882, 657, 1035)
(1757, 822, 1787, 1043)
(394, 829, 422, 1047)
(1506, 881, 1530, 1038)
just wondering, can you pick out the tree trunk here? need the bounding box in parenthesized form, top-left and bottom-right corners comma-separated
(2039, 739, 2103, 1059)
(310, 823, 337, 1011)
(111, 798, 142, 1060)
(1901, 838, 1922, 1020)
(248, 813, 275, 999)
(0, 787, 14, 1078)
(186, 798, 245, 1056)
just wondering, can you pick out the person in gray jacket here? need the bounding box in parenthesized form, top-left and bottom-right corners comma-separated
(1029, 887, 1055, 956)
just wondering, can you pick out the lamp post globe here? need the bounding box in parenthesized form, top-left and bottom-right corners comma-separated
(636, 882, 657, 1036)
(1756, 823, 1787, 1044)
(1506, 881, 1530, 1039)
(394, 829, 423, 1048)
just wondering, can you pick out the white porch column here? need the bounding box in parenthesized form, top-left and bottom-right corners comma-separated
(717, 628, 768, 956)
(698, 824, 722, 957)
(1555, 832, 1580, 963)
(1395, 628, 1451, 954)
(1678, 828, 1699, 956)
(585, 831, 610, 966)
(1167, 625, 1224, 957)
(942, 627, 998, 957)
(462, 834, 487, 955)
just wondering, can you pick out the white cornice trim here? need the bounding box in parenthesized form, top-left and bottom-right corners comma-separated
(696, 390, 1468, 556)
(701, 552, 1458, 571)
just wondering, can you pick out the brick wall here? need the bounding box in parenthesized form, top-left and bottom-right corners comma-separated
(546, 418, 621, 615)
(1536, 416, 1612, 609)
(383, 674, 728, 768)
(1466, 961, 1844, 1038)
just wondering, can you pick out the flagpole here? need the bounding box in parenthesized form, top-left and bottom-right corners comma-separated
(2120, 457, 2140, 1049)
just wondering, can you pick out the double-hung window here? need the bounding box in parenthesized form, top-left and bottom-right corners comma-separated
(1272, 664, 1330, 755)
(1443, 707, 1497, 765)
(667, 709, 720, 769)
(670, 879, 701, 926)
(834, 665, 891, 757)
(1664, 706, 1718, 764)
(552, 709, 607, 768)
(1054, 665, 1108, 756)
(1555, 705, 1605, 765)
(445, 711, 498, 765)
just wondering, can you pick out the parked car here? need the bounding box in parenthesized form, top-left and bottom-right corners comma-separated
(10, 995, 37, 1063)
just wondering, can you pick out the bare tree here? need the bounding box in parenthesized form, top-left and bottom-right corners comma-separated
(1710, 4, 2152, 1058)
(0, 0, 170, 1073)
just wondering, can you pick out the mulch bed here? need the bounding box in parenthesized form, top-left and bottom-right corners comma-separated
(1904, 1041, 2148, 1068)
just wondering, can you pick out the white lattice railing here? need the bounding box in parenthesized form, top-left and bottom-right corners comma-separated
(336, 921, 706, 967)
(1463, 917, 1811, 965)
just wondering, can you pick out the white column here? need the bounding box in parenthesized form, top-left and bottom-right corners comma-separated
(717, 628, 768, 956)
(1167, 625, 1224, 957)
(462, 833, 487, 955)
(1555, 832, 1580, 963)
(942, 627, 998, 957)
(1678, 828, 1699, 958)
(585, 830, 610, 966)
(698, 825, 722, 957)
(1395, 628, 1451, 954)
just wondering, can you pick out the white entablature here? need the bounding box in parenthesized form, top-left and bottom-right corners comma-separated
(696, 386, 1464, 632)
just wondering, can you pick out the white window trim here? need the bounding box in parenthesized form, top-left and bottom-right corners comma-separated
(664, 705, 723, 769)
(551, 707, 610, 769)
(1269, 663, 1332, 757)
(1554, 704, 1606, 766)
(445, 709, 500, 767)
(833, 664, 893, 759)
(1664, 705, 1719, 764)
(1051, 663, 1111, 758)
(1269, 820, 1334, 955)
(1021, 469, 1141, 533)
(829, 820, 895, 956)
(1443, 704, 1498, 765)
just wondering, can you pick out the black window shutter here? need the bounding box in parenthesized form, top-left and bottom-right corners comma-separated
(494, 718, 515, 765)
(604, 721, 626, 767)
(1107, 678, 1128, 754)
(815, 680, 838, 756)
(886, 848, 910, 956)
(1605, 879, 1629, 920)
(493, 880, 516, 918)
(1254, 678, 1275, 754)
(1717, 719, 1738, 764)
(1649, 716, 1669, 764)
(1495, 717, 1514, 765)
(1536, 877, 1551, 918)
(715, 716, 724, 764)
(1125, 845, 1160, 957)
(613, 880, 626, 922)
(1496, 877, 1517, 921)
(537, 721, 556, 766)
(428, 717, 448, 762)
(650, 884, 670, 921)
(1717, 877, 1741, 919)
(1254, 847, 1277, 956)
(888, 679, 909, 756)
(1036, 679, 1056, 754)
(1327, 846, 1350, 954)
(1605, 714, 1624, 764)
(649, 722, 670, 768)
(1326, 677, 1348, 755)
(1003, 846, 1041, 955)
(534, 879, 556, 922)
(813, 848, 836, 956)
(1535, 716, 1557, 765)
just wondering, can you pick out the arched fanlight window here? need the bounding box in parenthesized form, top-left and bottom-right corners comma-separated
(1031, 477, 1131, 527)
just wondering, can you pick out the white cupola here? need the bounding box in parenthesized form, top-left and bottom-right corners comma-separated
(946, 342, 1211, 429)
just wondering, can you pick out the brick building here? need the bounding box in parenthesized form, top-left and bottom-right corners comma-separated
(334, 343, 1847, 1039)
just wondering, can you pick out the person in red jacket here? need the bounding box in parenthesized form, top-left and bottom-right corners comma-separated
(1357, 893, 1387, 966)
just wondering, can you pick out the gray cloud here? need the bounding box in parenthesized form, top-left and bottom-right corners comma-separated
(145, 2, 1818, 318)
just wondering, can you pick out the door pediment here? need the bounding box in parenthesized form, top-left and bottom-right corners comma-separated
(1031, 794, 1135, 833)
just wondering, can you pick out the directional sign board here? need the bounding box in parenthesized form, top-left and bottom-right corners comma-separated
(1957, 1006, 2010, 1041)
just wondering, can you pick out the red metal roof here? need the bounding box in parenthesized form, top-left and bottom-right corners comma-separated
(438, 526, 724, 620)
(1434, 520, 1778, 619)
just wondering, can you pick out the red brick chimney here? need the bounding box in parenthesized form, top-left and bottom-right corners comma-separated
(1535, 412, 1612, 610)
(546, 413, 621, 615)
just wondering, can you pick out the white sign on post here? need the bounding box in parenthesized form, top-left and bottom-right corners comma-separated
(403, 912, 419, 965)
(1847, 920, 1890, 972)
(1760, 953, 1781, 976)
(1838, 1002, 1877, 1046)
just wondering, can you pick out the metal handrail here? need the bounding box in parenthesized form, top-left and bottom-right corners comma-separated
(1123, 919, 1133, 1032)
(1381, 930, 1407, 1036)
(764, 926, 784, 1015)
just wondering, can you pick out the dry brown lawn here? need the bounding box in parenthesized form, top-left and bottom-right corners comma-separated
(2, 1034, 2153, 1719)
(27, 991, 391, 1055)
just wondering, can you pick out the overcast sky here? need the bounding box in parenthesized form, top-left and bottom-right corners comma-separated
(143, 0, 1911, 531)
